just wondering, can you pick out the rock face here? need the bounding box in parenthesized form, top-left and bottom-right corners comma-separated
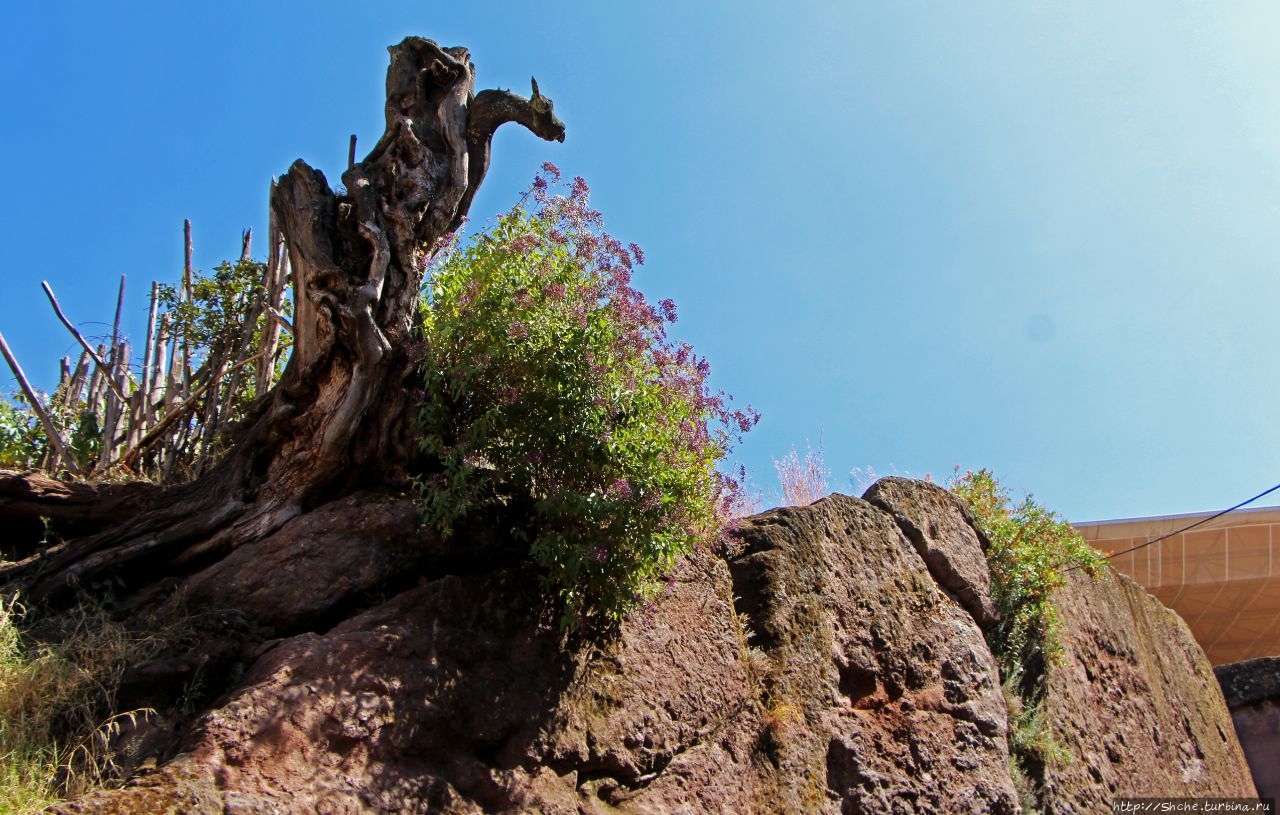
(1216, 657, 1280, 801)
(1038, 567, 1258, 810)
(862, 476, 1000, 627)
(47, 480, 1255, 813)
(730, 493, 1018, 813)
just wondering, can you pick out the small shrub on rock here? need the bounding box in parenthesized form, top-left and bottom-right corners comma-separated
(414, 165, 757, 625)
(949, 468, 1106, 682)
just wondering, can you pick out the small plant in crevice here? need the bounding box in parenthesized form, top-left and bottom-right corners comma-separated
(949, 468, 1106, 811)
(412, 165, 758, 628)
(762, 695, 802, 741)
(949, 468, 1105, 685)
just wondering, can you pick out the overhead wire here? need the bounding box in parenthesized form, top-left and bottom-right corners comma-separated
(1083, 481, 1280, 567)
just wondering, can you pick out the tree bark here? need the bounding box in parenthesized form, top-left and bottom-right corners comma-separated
(4, 37, 565, 603)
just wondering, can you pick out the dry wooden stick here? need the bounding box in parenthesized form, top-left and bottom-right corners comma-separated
(98, 340, 127, 470)
(256, 203, 289, 388)
(180, 219, 193, 399)
(0, 329, 81, 476)
(40, 281, 129, 404)
(141, 281, 159, 419)
(150, 313, 169, 419)
(110, 275, 126, 364)
(65, 349, 90, 410)
(117, 349, 268, 471)
(85, 344, 105, 415)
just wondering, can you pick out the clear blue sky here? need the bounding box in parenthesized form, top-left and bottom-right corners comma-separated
(2, 2, 1277, 522)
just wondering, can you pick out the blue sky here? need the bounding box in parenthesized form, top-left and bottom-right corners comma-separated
(2, 2, 1278, 522)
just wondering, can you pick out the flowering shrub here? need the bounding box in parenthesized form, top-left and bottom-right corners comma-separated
(414, 165, 757, 625)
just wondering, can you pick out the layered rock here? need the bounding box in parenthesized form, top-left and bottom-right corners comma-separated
(48, 480, 1255, 813)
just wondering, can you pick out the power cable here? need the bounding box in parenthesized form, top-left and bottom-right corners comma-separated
(1089, 481, 1280, 565)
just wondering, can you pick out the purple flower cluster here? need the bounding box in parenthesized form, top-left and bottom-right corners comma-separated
(610, 478, 633, 499)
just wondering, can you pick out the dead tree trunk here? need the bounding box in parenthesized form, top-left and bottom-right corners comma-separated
(7, 37, 565, 603)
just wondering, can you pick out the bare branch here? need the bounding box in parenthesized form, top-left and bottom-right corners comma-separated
(40, 281, 129, 404)
(117, 350, 268, 472)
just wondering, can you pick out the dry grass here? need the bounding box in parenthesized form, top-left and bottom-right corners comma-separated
(0, 596, 161, 813)
(762, 697, 803, 740)
(849, 464, 933, 496)
(773, 440, 830, 507)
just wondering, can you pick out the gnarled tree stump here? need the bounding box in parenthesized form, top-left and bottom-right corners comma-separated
(2, 37, 565, 604)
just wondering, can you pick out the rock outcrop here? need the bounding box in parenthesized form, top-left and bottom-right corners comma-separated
(1216, 656, 1280, 801)
(1039, 567, 1257, 810)
(45, 480, 1255, 813)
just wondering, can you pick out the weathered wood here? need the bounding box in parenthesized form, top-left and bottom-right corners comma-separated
(164, 220, 193, 413)
(105, 275, 129, 462)
(151, 313, 169, 417)
(141, 281, 160, 411)
(65, 350, 90, 412)
(15, 36, 565, 604)
(256, 196, 287, 390)
(86, 344, 107, 415)
(0, 472, 160, 557)
(98, 341, 129, 470)
(118, 350, 268, 473)
(110, 275, 126, 368)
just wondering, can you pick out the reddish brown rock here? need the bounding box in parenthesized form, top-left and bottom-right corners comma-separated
(862, 476, 1001, 627)
(1040, 568, 1258, 809)
(175, 492, 428, 634)
(52, 554, 760, 815)
(730, 495, 1019, 814)
(44, 481, 1255, 814)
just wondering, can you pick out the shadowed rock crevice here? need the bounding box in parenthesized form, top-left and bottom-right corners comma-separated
(1216, 656, 1280, 800)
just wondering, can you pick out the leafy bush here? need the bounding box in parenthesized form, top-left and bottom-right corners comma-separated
(0, 398, 43, 471)
(414, 165, 757, 625)
(160, 258, 275, 374)
(159, 256, 290, 423)
(949, 468, 1106, 683)
(950, 468, 1104, 808)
